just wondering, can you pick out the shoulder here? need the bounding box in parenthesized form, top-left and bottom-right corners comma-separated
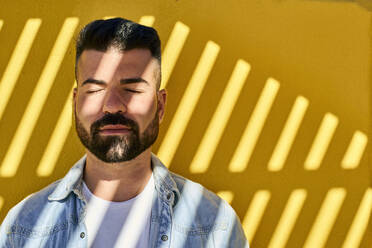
(167, 172, 249, 247)
(1, 180, 62, 230)
(170, 172, 224, 209)
(169, 171, 234, 228)
(0, 156, 86, 233)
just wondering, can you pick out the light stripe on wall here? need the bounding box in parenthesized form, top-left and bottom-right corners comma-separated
(0, 196, 3, 213)
(0, 18, 79, 177)
(268, 96, 309, 171)
(341, 131, 367, 169)
(217, 190, 234, 204)
(228, 78, 280, 172)
(0, 19, 42, 119)
(342, 188, 372, 248)
(304, 113, 338, 170)
(268, 189, 307, 248)
(138, 16, 155, 27)
(190, 59, 250, 173)
(157, 41, 220, 166)
(303, 188, 346, 248)
(0, 20, 3, 31)
(36, 84, 74, 177)
(242, 190, 271, 243)
(161, 21, 190, 89)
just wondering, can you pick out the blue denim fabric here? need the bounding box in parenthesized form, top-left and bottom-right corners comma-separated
(0, 154, 249, 247)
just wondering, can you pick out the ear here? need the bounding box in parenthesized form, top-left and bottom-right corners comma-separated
(73, 87, 77, 113)
(157, 89, 167, 123)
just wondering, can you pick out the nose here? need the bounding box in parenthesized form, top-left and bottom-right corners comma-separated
(102, 88, 126, 114)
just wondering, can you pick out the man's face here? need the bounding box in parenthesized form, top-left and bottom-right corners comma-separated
(74, 47, 166, 162)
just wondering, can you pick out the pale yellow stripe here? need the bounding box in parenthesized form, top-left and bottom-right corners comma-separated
(243, 190, 271, 243)
(0, 20, 3, 31)
(190, 60, 250, 173)
(0, 19, 41, 119)
(157, 41, 220, 166)
(138, 16, 155, 27)
(303, 188, 346, 248)
(217, 190, 234, 204)
(161, 21, 190, 89)
(341, 131, 367, 169)
(0, 18, 79, 177)
(304, 113, 338, 170)
(228, 78, 280, 172)
(103, 16, 115, 20)
(0, 196, 4, 213)
(268, 96, 309, 171)
(342, 188, 372, 248)
(268, 189, 307, 248)
(36, 85, 74, 177)
(105, 16, 154, 26)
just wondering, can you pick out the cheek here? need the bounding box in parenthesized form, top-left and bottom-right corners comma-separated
(126, 94, 158, 131)
(76, 94, 104, 120)
(76, 96, 102, 127)
(126, 94, 157, 116)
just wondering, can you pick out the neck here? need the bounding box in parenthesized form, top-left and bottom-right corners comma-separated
(83, 148, 153, 202)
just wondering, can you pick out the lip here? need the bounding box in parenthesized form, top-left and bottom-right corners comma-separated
(99, 125, 131, 135)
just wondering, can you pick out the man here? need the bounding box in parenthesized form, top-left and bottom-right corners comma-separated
(0, 18, 248, 247)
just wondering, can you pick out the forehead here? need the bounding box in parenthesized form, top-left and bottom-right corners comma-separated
(77, 48, 159, 85)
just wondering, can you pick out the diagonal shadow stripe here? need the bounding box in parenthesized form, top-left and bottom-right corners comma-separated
(268, 96, 309, 171)
(161, 21, 190, 89)
(0, 19, 41, 120)
(242, 190, 271, 243)
(0, 17, 79, 177)
(341, 130, 368, 169)
(228, 78, 280, 173)
(304, 113, 339, 170)
(190, 59, 251, 174)
(36, 83, 74, 177)
(268, 189, 307, 248)
(138, 15, 155, 27)
(303, 188, 346, 248)
(157, 41, 220, 166)
(342, 188, 372, 248)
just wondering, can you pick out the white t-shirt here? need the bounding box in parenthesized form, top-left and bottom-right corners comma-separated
(82, 174, 155, 248)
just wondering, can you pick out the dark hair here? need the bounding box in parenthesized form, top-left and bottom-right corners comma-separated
(75, 17, 161, 85)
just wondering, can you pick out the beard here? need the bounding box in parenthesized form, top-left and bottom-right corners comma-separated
(75, 110, 159, 163)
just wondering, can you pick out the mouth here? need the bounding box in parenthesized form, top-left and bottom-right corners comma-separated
(98, 124, 131, 135)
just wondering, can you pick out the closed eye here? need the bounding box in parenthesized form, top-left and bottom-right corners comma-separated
(86, 89, 103, 94)
(125, 89, 142, 93)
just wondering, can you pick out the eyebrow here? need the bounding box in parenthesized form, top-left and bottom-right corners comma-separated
(81, 77, 148, 86)
(81, 78, 105, 86)
(120, 77, 149, 85)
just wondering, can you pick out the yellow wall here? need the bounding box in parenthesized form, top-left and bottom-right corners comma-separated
(0, 0, 371, 247)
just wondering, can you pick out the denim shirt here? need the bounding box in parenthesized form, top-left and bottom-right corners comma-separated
(0, 154, 249, 248)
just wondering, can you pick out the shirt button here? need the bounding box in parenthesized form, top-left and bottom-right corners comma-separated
(161, 234, 168, 241)
(80, 232, 85, 239)
(166, 193, 172, 200)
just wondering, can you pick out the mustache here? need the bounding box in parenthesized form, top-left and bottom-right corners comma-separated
(91, 113, 139, 133)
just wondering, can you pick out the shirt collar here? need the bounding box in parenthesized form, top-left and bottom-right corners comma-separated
(48, 153, 181, 207)
(151, 153, 180, 207)
(48, 155, 86, 201)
